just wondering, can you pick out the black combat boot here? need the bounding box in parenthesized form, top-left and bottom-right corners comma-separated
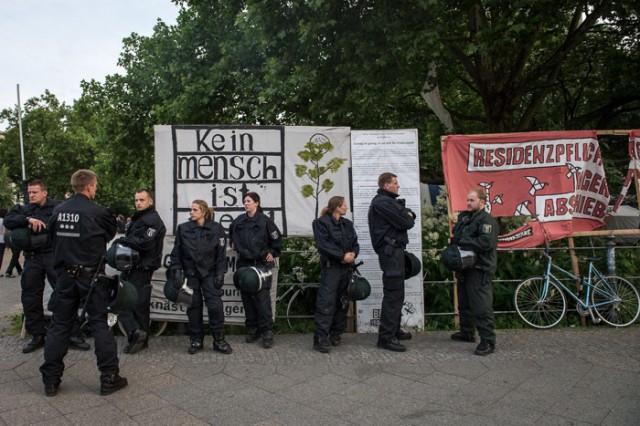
(188, 340, 203, 354)
(213, 333, 233, 354)
(124, 329, 148, 355)
(23, 335, 46, 353)
(313, 335, 331, 353)
(329, 331, 342, 347)
(100, 372, 128, 395)
(262, 330, 274, 349)
(44, 378, 61, 397)
(395, 329, 412, 340)
(245, 329, 261, 343)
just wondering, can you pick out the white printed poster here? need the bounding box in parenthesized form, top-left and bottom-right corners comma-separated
(351, 130, 424, 333)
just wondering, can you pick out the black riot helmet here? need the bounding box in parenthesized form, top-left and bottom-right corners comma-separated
(404, 251, 422, 279)
(347, 274, 371, 301)
(106, 242, 140, 271)
(233, 266, 273, 293)
(102, 275, 138, 314)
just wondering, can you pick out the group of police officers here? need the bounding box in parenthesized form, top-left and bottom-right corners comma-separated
(5, 169, 498, 397)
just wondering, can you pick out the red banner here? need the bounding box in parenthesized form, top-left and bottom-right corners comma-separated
(442, 131, 609, 248)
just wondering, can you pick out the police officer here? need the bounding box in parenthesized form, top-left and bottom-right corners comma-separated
(450, 187, 499, 356)
(312, 196, 359, 353)
(368, 172, 416, 352)
(117, 189, 166, 354)
(229, 192, 281, 349)
(169, 200, 231, 355)
(40, 170, 126, 396)
(4, 179, 90, 354)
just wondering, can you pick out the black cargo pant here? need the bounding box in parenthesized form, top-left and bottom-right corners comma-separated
(22, 252, 82, 338)
(238, 260, 273, 334)
(186, 273, 226, 341)
(118, 269, 153, 342)
(40, 270, 120, 383)
(457, 268, 496, 345)
(377, 246, 406, 343)
(314, 261, 350, 338)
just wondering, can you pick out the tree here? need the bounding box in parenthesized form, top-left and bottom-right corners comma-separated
(0, 91, 96, 201)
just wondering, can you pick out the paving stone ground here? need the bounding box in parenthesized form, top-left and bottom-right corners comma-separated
(1, 265, 639, 425)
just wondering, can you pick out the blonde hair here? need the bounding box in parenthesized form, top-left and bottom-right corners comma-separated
(192, 199, 213, 220)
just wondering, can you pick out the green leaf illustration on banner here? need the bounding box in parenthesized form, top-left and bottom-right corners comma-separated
(295, 133, 346, 218)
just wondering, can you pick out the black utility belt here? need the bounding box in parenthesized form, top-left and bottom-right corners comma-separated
(65, 265, 96, 279)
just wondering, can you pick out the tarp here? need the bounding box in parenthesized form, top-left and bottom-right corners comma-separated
(442, 131, 609, 248)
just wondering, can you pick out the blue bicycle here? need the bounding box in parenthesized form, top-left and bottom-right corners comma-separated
(514, 249, 640, 329)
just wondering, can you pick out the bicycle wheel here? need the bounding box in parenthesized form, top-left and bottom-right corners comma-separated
(286, 286, 318, 330)
(514, 276, 566, 329)
(591, 276, 640, 327)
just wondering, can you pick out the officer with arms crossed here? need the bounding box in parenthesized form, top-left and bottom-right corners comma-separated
(312, 195, 359, 353)
(117, 189, 166, 354)
(450, 187, 499, 356)
(40, 170, 126, 396)
(368, 172, 416, 352)
(4, 179, 90, 353)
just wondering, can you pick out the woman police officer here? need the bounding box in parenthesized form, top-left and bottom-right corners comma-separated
(311, 196, 359, 353)
(229, 192, 281, 349)
(169, 200, 232, 355)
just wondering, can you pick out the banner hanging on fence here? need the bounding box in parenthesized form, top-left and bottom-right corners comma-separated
(442, 131, 609, 248)
(351, 129, 424, 333)
(154, 125, 351, 236)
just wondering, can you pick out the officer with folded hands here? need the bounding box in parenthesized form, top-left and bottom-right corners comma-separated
(169, 199, 231, 355)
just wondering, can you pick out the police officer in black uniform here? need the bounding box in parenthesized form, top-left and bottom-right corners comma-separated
(4, 179, 89, 354)
(450, 187, 499, 356)
(229, 192, 281, 349)
(169, 199, 231, 355)
(368, 172, 416, 352)
(117, 189, 166, 354)
(40, 170, 127, 397)
(312, 195, 359, 353)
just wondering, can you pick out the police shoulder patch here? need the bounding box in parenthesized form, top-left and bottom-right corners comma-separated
(482, 224, 493, 234)
(146, 228, 157, 237)
(219, 237, 226, 246)
(270, 231, 279, 240)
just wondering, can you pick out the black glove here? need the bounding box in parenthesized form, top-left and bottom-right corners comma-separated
(173, 268, 184, 286)
(214, 275, 225, 289)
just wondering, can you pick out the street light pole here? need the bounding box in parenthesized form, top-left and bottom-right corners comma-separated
(17, 84, 27, 202)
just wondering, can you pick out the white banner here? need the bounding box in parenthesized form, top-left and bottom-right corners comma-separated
(154, 125, 351, 236)
(351, 130, 424, 333)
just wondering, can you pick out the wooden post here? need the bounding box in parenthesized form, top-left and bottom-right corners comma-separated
(567, 237, 586, 326)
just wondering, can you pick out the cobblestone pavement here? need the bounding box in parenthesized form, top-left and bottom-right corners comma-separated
(1, 273, 639, 425)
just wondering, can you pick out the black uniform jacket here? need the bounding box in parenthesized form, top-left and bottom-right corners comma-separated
(170, 219, 226, 279)
(48, 193, 117, 269)
(229, 212, 281, 261)
(4, 198, 60, 254)
(312, 214, 359, 264)
(119, 206, 166, 270)
(451, 209, 499, 274)
(368, 188, 416, 254)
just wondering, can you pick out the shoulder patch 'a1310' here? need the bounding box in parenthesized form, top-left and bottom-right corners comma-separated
(482, 224, 493, 234)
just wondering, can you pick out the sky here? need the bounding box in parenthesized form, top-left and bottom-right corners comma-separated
(0, 0, 180, 121)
